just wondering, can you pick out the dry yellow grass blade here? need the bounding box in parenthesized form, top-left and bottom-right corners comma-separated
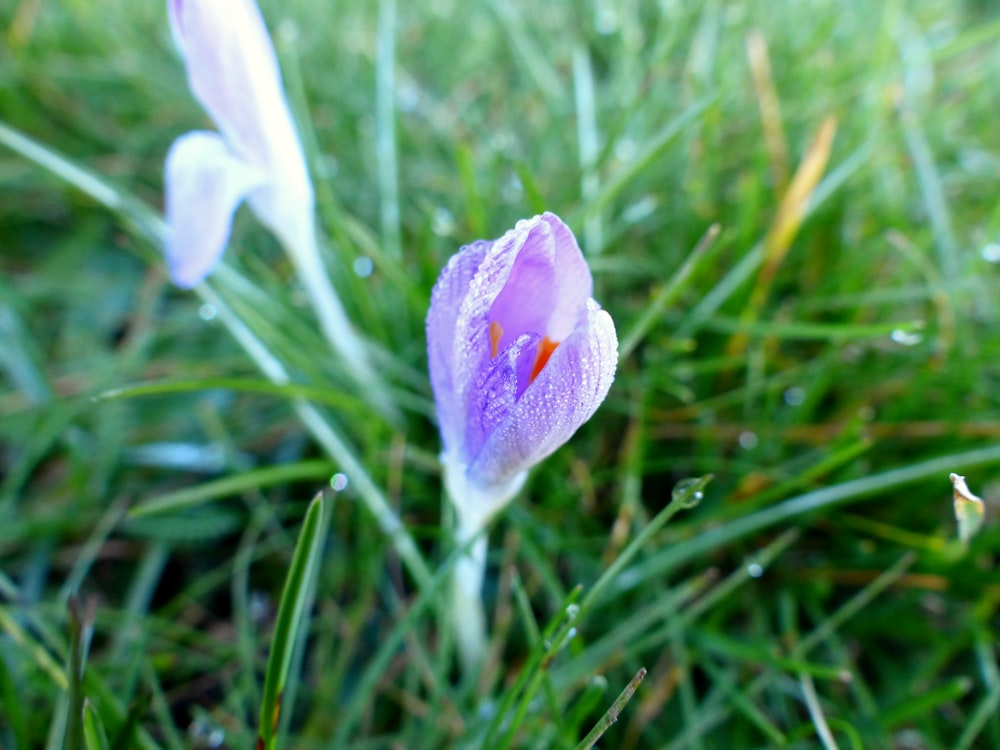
(727, 116, 837, 358)
(746, 30, 790, 196)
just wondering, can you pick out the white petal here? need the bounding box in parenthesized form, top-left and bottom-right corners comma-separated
(164, 131, 265, 287)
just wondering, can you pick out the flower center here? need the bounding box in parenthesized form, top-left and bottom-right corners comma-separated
(489, 321, 559, 384)
(529, 336, 559, 383)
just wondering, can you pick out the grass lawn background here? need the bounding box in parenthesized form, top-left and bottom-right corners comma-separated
(2, 0, 1000, 747)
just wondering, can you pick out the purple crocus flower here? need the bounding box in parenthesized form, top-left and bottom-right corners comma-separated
(429, 212, 617, 668)
(428, 212, 618, 528)
(164, 0, 312, 288)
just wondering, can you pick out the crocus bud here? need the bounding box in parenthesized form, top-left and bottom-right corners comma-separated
(164, 0, 312, 287)
(428, 212, 618, 530)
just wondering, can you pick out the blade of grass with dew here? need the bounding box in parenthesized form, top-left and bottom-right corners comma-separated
(704, 316, 924, 341)
(574, 668, 647, 750)
(256, 492, 329, 750)
(579, 474, 712, 614)
(493, 587, 585, 750)
(615, 445, 1000, 597)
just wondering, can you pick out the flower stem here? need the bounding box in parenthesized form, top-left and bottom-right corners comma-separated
(442, 454, 527, 673)
(452, 519, 489, 672)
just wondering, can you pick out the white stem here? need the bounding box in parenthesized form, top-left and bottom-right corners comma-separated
(442, 452, 527, 674)
(452, 519, 489, 672)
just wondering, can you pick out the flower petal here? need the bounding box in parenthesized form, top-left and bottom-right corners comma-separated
(489, 212, 593, 350)
(168, 0, 311, 209)
(427, 240, 491, 453)
(164, 131, 265, 288)
(468, 300, 618, 486)
(464, 332, 540, 460)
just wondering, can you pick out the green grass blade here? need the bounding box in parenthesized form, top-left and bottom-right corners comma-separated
(256, 493, 330, 750)
(0, 648, 29, 749)
(129, 460, 335, 518)
(574, 668, 647, 750)
(81, 701, 110, 750)
(619, 445, 1000, 596)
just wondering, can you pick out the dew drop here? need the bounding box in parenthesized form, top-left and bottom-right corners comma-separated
(890, 329, 922, 346)
(747, 562, 764, 578)
(397, 81, 420, 112)
(622, 195, 657, 224)
(982, 243, 1000, 263)
(502, 174, 523, 201)
(331, 473, 349, 491)
(738, 431, 759, 450)
(432, 206, 455, 236)
(595, 7, 618, 34)
(672, 477, 707, 507)
(565, 603, 580, 620)
(198, 303, 217, 321)
(353, 256, 374, 278)
(783, 386, 805, 406)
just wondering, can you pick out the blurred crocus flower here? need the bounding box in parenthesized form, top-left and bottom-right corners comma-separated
(164, 0, 389, 413)
(164, 0, 312, 287)
(427, 212, 617, 666)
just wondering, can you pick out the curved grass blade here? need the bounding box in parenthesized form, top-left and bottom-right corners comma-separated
(82, 701, 110, 750)
(256, 493, 329, 750)
(130, 460, 335, 518)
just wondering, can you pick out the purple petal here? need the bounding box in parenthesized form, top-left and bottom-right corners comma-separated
(164, 131, 265, 287)
(427, 240, 491, 453)
(465, 332, 540, 460)
(467, 300, 618, 486)
(168, 0, 311, 212)
(488, 213, 593, 352)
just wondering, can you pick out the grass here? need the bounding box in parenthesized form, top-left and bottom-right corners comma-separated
(2, 0, 1000, 747)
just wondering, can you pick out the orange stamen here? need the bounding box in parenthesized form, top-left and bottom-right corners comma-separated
(489, 321, 504, 358)
(529, 336, 559, 383)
